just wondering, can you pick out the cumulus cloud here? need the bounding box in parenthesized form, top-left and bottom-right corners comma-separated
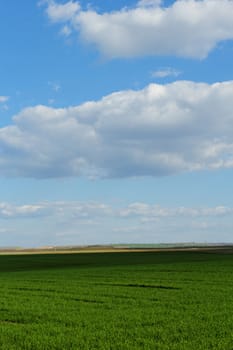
(1, 81, 233, 178)
(45, 0, 80, 23)
(42, 0, 233, 59)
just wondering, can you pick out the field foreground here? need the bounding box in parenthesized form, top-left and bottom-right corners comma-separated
(0, 250, 233, 349)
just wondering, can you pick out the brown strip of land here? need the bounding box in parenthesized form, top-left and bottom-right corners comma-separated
(1, 245, 233, 255)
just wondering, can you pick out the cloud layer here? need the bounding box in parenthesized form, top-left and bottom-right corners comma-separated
(120, 202, 233, 219)
(0, 201, 111, 219)
(1, 200, 232, 245)
(44, 0, 233, 59)
(1, 81, 233, 178)
(1, 200, 232, 220)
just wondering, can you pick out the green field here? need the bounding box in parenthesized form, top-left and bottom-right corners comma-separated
(1, 251, 233, 349)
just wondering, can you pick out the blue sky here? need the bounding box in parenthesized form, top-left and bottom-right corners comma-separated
(1, 0, 233, 247)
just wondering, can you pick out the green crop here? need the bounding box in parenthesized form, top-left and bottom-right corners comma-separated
(0, 251, 233, 349)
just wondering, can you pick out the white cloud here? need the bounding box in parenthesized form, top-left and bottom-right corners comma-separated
(54, 201, 112, 219)
(0, 200, 232, 220)
(151, 67, 181, 78)
(0, 201, 112, 219)
(1, 200, 232, 245)
(120, 203, 233, 219)
(45, 0, 80, 23)
(0, 96, 9, 103)
(0, 202, 48, 218)
(43, 0, 233, 59)
(1, 81, 233, 178)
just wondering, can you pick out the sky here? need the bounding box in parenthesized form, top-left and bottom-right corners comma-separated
(1, 0, 233, 247)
